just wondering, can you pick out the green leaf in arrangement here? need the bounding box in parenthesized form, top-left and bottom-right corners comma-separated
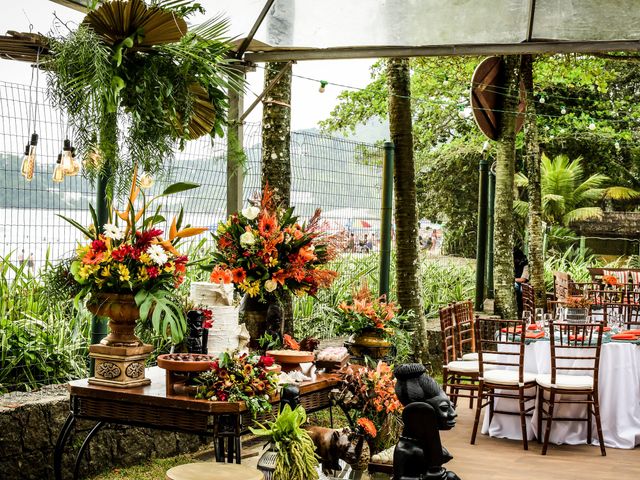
(161, 182, 200, 196)
(57, 214, 95, 240)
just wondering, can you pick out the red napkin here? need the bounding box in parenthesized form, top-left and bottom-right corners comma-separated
(611, 333, 639, 340)
(525, 331, 545, 339)
(624, 329, 640, 335)
(527, 324, 539, 331)
(501, 326, 523, 333)
(569, 334, 584, 341)
(599, 326, 612, 332)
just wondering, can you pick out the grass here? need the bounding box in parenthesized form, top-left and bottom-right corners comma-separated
(90, 454, 199, 480)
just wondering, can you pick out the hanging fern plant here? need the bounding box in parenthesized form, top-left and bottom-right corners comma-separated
(46, 0, 241, 192)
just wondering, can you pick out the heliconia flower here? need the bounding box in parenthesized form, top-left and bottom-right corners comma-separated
(103, 223, 126, 241)
(146, 244, 168, 265)
(241, 205, 260, 220)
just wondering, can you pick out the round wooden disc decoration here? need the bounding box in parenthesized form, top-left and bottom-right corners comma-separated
(471, 56, 526, 140)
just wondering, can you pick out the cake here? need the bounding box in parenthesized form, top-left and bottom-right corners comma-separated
(190, 282, 241, 355)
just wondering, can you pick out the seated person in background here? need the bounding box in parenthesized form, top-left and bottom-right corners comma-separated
(514, 247, 529, 317)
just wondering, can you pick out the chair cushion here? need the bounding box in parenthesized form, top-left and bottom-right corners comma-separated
(536, 373, 594, 390)
(483, 369, 536, 385)
(446, 360, 479, 373)
(462, 352, 498, 362)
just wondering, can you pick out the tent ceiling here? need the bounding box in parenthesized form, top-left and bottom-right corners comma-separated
(50, 0, 640, 61)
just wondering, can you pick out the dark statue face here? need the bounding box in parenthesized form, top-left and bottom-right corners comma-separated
(426, 391, 457, 430)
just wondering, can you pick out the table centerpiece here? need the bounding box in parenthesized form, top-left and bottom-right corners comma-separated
(203, 186, 338, 347)
(58, 173, 205, 387)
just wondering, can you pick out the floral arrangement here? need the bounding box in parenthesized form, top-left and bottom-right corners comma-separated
(60, 172, 205, 342)
(565, 295, 591, 309)
(602, 275, 619, 287)
(205, 187, 338, 301)
(331, 362, 402, 453)
(195, 351, 279, 417)
(336, 283, 399, 337)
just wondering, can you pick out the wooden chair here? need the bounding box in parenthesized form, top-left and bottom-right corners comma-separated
(453, 300, 476, 361)
(521, 283, 535, 318)
(536, 321, 605, 456)
(439, 305, 479, 409)
(470, 318, 537, 450)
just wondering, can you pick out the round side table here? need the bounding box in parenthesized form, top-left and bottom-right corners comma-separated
(166, 462, 264, 480)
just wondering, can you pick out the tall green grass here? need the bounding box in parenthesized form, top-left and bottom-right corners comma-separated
(0, 254, 91, 392)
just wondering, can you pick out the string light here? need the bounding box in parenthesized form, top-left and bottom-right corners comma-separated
(318, 80, 328, 93)
(560, 106, 567, 114)
(539, 96, 546, 104)
(139, 173, 154, 189)
(21, 49, 41, 182)
(52, 153, 64, 183)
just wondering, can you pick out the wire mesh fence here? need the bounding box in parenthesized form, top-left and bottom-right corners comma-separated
(0, 80, 386, 391)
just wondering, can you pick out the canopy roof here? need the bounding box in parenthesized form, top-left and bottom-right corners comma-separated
(51, 0, 640, 61)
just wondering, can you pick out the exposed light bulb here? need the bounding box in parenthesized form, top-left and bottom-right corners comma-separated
(139, 173, 154, 189)
(560, 107, 567, 114)
(539, 96, 546, 104)
(20, 133, 38, 182)
(68, 151, 81, 177)
(615, 141, 621, 150)
(588, 123, 596, 131)
(61, 139, 75, 174)
(52, 153, 65, 183)
(318, 80, 328, 93)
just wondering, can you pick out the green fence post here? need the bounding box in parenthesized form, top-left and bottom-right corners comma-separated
(379, 141, 394, 298)
(475, 153, 489, 312)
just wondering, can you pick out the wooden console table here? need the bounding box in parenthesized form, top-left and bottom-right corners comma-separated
(54, 366, 339, 480)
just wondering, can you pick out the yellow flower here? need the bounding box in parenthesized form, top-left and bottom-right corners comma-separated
(76, 245, 90, 257)
(78, 264, 99, 280)
(268, 257, 278, 267)
(100, 267, 111, 278)
(163, 263, 175, 273)
(239, 279, 261, 297)
(137, 266, 149, 282)
(139, 253, 152, 265)
(117, 264, 130, 282)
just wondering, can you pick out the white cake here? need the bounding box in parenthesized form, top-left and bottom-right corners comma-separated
(190, 282, 241, 355)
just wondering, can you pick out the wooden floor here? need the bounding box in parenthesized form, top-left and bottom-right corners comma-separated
(440, 405, 640, 480)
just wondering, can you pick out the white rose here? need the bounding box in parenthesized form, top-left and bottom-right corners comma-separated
(242, 206, 260, 220)
(264, 279, 277, 292)
(240, 231, 256, 246)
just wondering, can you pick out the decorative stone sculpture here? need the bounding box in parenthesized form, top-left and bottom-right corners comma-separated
(186, 310, 204, 353)
(306, 426, 370, 472)
(279, 384, 301, 412)
(393, 364, 461, 480)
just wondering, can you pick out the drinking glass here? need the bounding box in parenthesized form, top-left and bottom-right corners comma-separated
(535, 308, 544, 325)
(555, 307, 565, 322)
(543, 313, 552, 329)
(522, 311, 532, 326)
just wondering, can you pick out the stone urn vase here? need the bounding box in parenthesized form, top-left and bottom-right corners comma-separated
(87, 292, 153, 388)
(87, 292, 143, 347)
(346, 328, 392, 359)
(239, 295, 282, 349)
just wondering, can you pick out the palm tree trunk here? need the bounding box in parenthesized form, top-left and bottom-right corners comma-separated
(386, 58, 427, 361)
(493, 55, 521, 319)
(522, 55, 545, 309)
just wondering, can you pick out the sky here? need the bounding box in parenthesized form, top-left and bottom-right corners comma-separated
(0, 0, 376, 131)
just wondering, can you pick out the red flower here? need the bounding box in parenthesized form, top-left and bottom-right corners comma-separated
(136, 228, 163, 246)
(91, 239, 107, 252)
(147, 266, 159, 279)
(209, 360, 219, 371)
(231, 267, 247, 284)
(217, 391, 228, 401)
(259, 356, 275, 367)
(111, 244, 133, 261)
(357, 417, 377, 438)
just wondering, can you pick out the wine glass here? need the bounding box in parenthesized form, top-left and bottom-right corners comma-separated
(522, 311, 532, 327)
(555, 306, 565, 322)
(535, 308, 544, 325)
(543, 313, 552, 329)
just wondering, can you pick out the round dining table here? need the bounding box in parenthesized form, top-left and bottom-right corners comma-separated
(480, 336, 640, 449)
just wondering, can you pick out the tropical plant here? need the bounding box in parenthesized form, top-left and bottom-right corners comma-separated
(58, 173, 204, 343)
(543, 246, 599, 292)
(250, 405, 320, 480)
(335, 283, 400, 337)
(203, 187, 338, 302)
(46, 0, 241, 191)
(195, 352, 279, 418)
(515, 154, 639, 226)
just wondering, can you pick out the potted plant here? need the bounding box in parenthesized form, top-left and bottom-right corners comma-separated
(59, 173, 205, 386)
(330, 362, 403, 454)
(251, 405, 320, 480)
(565, 296, 590, 323)
(203, 187, 338, 346)
(195, 352, 279, 418)
(336, 284, 400, 359)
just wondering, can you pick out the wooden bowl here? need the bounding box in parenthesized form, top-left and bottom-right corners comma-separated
(266, 350, 314, 372)
(157, 353, 216, 372)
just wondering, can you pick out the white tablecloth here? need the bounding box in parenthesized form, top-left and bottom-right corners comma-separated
(480, 341, 640, 448)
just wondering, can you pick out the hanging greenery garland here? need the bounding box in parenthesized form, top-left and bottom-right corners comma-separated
(46, 0, 241, 192)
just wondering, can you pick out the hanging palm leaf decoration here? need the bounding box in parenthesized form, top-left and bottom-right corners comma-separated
(83, 0, 187, 48)
(46, 0, 241, 192)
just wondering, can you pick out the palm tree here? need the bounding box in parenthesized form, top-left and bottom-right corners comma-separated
(515, 154, 639, 226)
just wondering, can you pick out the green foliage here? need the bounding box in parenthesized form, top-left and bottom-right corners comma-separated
(515, 154, 639, 226)
(46, 2, 240, 193)
(250, 405, 320, 480)
(543, 247, 601, 292)
(0, 255, 90, 392)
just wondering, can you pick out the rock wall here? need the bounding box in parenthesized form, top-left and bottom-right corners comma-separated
(0, 384, 209, 480)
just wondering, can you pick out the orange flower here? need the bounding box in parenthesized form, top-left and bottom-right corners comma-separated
(82, 250, 104, 265)
(602, 275, 618, 286)
(210, 266, 233, 284)
(357, 418, 377, 438)
(298, 246, 316, 262)
(258, 213, 278, 238)
(283, 334, 300, 351)
(231, 267, 247, 284)
(272, 269, 289, 286)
